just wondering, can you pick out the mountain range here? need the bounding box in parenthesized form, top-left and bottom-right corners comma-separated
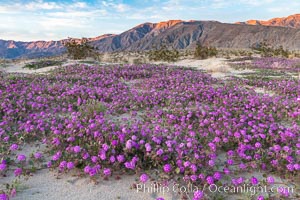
(1, 14, 300, 59)
(236, 14, 300, 28)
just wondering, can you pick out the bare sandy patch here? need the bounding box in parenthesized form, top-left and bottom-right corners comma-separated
(152, 58, 255, 78)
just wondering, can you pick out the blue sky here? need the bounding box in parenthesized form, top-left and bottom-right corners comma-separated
(0, 0, 299, 41)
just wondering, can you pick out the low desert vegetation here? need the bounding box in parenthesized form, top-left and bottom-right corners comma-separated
(227, 56, 254, 63)
(0, 63, 9, 68)
(217, 48, 254, 59)
(252, 41, 290, 58)
(132, 58, 146, 64)
(148, 45, 180, 62)
(194, 43, 218, 59)
(63, 38, 99, 60)
(0, 59, 11, 68)
(78, 60, 100, 64)
(23, 60, 65, 70)
(230, 56, 300, 73)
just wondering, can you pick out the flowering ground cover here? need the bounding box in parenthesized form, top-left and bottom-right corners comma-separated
(252, 58, 300, 73)
(230, 57, 300, 73)
(228, 57, 300, 100)
(230, 76, 300, 99)
(0, 64, 299, 200)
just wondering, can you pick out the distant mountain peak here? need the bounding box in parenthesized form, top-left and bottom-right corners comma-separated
(236, 13, 300, 28)
(7, 41, 17, 49)
(89, 34, 116, 41)
(154, 20, 184, 29)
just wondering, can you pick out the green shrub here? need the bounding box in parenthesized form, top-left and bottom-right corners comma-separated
(23, 60, 64, 70)
(23, 63, 37, 69)
(194, 43, 218, 59)
(133, 58, 144, 64)
(0, 64, 9, 68)
(63, 38, 97, 60)
(78, 60, 98, 64)
(252, 41, 290, 58)
(148, 45, 179, 62)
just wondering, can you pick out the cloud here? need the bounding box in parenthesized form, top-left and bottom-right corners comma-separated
(0, 6, 12, 14)
(48, 10, 107, 18)
(211, 0, 228, 9)
(24, 0, 62, 10)
(0, 0, 62, 14)
(101, 1, 131, 13)
(238, 0, 275, 6)
(114, 3, 130, 12)
(71, 2, 88, 9)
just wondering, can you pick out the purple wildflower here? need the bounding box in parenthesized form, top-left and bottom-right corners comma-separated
(206, 176, 214, 185)
(267, 176, 274, 184)
(140, 174, 149, 183)
(17, 154, 26, 161)
(0, 164, 6, 171)
(193, 190, 204, 199)
(34, 152, 42, 159)
(73, 146, 81, 153)
(0, 193, 9, 200)
(14, 168, 22, 176)
(9, 144, 18, 151)
(163, 164, 172, 173)
(67, 162, 74, 169)
(103, 168, 111, 176)
(250, 177, 259, 185)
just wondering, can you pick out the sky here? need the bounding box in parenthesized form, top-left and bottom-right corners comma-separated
(0, 0, 299, 41)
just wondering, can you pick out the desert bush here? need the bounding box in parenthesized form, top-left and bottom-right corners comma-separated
(148, 45, 179, 62)
(228, 56, 254, 62)
(122, 58, 129, 64)
(252, 41, 290, 58)
(273, 45, 290, 58)
(0, 64, 8, 68)
(23, 60, 64, 70)
(0, 59, 9, 68)
(63, 38, 97, 60)
(194, 43, 218, 59)
(225, 55, 231, 59)
(295, 52, 300, 58)
(78, 60, 99, 64)
(133, 58, 144, 64)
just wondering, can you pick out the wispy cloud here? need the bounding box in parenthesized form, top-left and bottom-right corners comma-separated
(24, 0, 62, 10)
(70, 2, 88, 9)
(239, 0, 275, 6)
(0, 0, 62, 13)
(211, 0, 229, 9)
(48, 9, 107, 18)
(101, 1, 131, 13)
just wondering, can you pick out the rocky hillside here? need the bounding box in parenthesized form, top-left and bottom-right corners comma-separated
(236, 14, 300, 28)
(0, 40, 65, 59)
(92, 20, 300, 52)
(1, 14, 300, 59)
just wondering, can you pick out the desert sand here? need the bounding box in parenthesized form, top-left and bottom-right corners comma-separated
(3, 58, 239, 77)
